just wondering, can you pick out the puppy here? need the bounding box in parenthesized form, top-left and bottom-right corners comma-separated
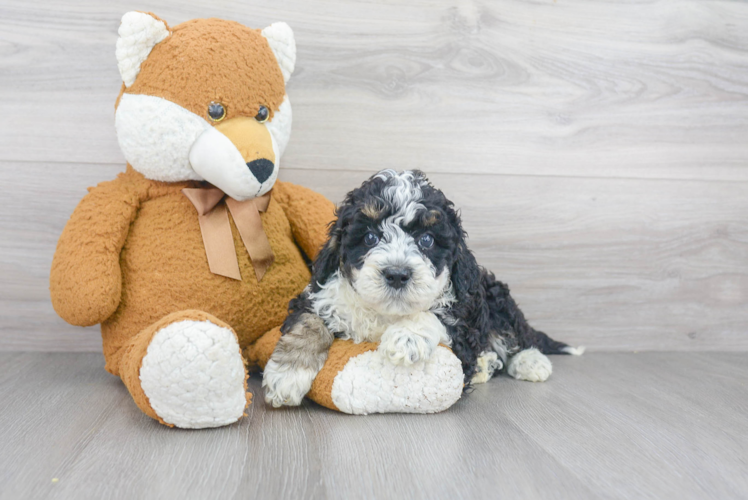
(263, 170, 583, 407)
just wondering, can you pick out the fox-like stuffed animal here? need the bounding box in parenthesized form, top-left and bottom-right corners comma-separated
(50, 13, 464, 428)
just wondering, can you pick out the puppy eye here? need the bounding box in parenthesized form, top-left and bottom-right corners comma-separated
(418, 233, 434, 249)
(364, 232, 380, 247)
(255, 105, 269, 123)
(207, 102, 226, 122)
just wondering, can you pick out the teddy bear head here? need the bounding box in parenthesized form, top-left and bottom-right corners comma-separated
(114, 12, 295, 200)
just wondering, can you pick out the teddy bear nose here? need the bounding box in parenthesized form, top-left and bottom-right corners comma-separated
(246, 159, 274, 183)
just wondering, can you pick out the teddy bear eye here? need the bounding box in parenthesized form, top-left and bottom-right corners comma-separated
(364, 232, 380, 247)
(255, 105, 269, 123)
(418, 233, 434, 249)
(207, 102, 226, 122)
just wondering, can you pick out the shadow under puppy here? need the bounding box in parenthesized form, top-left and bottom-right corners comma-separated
(263, 170, 583, 407)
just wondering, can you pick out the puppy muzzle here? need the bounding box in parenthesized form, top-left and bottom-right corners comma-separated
(382, 266, 412, 290)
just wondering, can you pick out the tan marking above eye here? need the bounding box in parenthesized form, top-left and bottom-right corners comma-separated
(362, 203, 382, 219)
(423, 210, 441, 226)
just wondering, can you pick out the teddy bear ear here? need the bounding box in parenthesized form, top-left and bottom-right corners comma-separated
(261, 22, 296, 83)
(116, 12, 170, 87)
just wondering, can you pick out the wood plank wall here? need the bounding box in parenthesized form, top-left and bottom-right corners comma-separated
(1, 0, 746, 351)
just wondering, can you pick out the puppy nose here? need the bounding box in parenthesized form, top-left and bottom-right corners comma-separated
(383, 267, 411, 289)
(246, 159, 274, 183)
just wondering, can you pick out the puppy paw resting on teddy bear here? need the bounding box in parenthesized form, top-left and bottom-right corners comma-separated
(50, 13, 465, 429)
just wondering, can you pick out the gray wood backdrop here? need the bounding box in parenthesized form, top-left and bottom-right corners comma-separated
(1, 0, 747, 352)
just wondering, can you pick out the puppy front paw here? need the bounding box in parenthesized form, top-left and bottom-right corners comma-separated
(262, 359, 317, 407)
(378, 325, 435, 366)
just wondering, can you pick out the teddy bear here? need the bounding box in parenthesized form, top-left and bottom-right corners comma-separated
(50, 12, 465, 429)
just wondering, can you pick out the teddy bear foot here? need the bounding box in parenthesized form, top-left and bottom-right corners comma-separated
(119, 310, 250, 428)
(327, 345, 464, 415)
(249, 328, 465, 415)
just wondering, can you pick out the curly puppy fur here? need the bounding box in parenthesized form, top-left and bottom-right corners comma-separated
(263, 170, 582, 406)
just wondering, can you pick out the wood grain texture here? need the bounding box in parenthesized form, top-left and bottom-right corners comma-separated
(0, 0, 747, 180)
(1, 352, 746, 499)
(0, 0, 747, 351)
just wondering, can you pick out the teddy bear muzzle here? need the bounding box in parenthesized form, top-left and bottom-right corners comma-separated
(189, 116, 278, 201)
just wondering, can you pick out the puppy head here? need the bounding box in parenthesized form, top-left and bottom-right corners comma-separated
(313, 170, 470, 316)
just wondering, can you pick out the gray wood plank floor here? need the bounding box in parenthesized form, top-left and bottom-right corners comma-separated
(1, 352, 746, 500)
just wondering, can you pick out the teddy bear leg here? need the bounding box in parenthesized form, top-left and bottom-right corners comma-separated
(247, 327, 464, 415)
(117, 310, 250, 428)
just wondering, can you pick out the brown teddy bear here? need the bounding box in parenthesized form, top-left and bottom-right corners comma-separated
(50, 12, 464, 428)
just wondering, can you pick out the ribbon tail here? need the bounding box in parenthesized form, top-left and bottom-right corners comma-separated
(226, 197, 275, 282)
(197, 204, 242, 281)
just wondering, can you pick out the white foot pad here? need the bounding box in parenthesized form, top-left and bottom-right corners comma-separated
(507, 348, 552, 382)
(331, 346, 463, 415)
(140, 320, 247, 428)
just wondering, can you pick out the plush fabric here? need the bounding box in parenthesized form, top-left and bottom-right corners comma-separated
(117, 17, 286, 124)
(247, 328, 463, 414)
(118, 309, 251, 427)
(260, 23, 296, 83)
(51, 13, 465, 428)
(116, 11, 170, 87)
(51, 167, 332, 375)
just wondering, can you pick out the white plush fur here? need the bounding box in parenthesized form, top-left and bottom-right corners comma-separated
(262, 359, 318, 408)
(115, 16, 294, 198)
(115, 94, 209, 182)
(330, 346, 463, 415)
(139, 320, 247, 428)
(116, 93, 285, 199)
(266, 96, 293, 157)
(116, 12, 170, 87)
(189, 126, 279, 200)
(261, 22, 296, 83)
(507, 348, 553, 383)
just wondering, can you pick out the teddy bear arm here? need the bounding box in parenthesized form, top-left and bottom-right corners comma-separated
(50, 177, 141, 326)
(273, 180, 335, 261)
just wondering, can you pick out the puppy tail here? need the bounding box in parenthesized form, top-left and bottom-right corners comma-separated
(525, 329, 585, 356)
(481, 270, 584, 357)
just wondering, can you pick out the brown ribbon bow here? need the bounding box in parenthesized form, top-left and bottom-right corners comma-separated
(182, 188, 274, 282)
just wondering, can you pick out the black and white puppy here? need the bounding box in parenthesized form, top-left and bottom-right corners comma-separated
(263, 170, 583, 407)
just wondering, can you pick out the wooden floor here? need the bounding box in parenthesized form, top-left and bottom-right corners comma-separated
(1, 352, 746, 500)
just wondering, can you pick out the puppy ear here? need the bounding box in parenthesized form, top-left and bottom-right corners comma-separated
(310, 203, 354, 289)
(443, 204, 481, 304)
(451, 240, 483, 304)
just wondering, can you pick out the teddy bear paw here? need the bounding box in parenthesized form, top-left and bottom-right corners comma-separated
(139, 320, 248, 428)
